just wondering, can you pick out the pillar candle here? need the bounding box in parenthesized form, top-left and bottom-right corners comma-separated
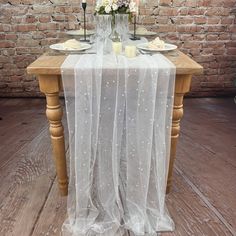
(125, 45, 136, 58)
(112, 42, 122, 55)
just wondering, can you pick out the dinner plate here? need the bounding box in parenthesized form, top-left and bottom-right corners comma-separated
(137, 43, 177, 52)
(66, 30, 95, 36)
(50, 42, 92, 53)
(129, 31, 157, 36)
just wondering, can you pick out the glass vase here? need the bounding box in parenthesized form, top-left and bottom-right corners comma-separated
(96, 15, 112, 54)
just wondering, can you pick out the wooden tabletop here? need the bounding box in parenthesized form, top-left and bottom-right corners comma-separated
(27, 50, 203, 76)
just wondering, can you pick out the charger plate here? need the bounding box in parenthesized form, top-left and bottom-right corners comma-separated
(49, 42, 92, 53)
(137, 43, 177, 52)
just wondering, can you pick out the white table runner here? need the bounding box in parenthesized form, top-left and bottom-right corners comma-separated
(61, 54, 176, 236)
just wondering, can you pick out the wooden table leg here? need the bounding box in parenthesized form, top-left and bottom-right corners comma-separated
(166, 74, 192, 193)
(38, 75, 68, 196)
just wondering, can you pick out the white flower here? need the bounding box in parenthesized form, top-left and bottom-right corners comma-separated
(129, 1, 137, 13)
(112, 3, 118, 11)
(95, 4, 101, 11)
(105, 5, 112, 13)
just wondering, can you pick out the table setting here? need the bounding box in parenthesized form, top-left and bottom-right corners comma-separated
(26, 0, 203, 235)
(57, 0, 177, 234)
(49, 0, 177, 57)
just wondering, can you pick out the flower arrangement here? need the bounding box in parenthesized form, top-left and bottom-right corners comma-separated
(95, 0, 137, 15)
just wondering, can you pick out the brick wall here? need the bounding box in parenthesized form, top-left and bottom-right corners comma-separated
(0, 0, 236, 97)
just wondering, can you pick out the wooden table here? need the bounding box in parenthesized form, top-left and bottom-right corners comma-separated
(27, 51, 203, 196)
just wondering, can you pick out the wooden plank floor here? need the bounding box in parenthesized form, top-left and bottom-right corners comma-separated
(0, 98, 235, 236)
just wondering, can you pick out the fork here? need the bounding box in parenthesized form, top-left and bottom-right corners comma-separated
(139, 49, 156, 56)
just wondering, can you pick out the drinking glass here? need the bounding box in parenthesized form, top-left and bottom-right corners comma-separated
(115, 14, 129, 42)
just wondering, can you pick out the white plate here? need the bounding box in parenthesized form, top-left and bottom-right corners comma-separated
(137, 43, 177, 52)
(129, 31, 157, 36)
(66, 30, 95, 36)
(50, 42, 92, 53)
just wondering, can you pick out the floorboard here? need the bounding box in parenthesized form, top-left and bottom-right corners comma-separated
(163, 170, 232, 236)
(31, 177, 67, 236)
(0, 128, 55, 235)
(0, 98, 48, 168)
(175, 98, 236, 234)
(181, 98, 236, 166)
(0, 98, 235, 236)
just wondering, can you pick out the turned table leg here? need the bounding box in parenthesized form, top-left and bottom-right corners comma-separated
(38, 75, 68, 196)
(166, 74, 192, 193)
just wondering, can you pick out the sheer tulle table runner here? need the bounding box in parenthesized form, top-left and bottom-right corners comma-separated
(61, 53, 176, 236)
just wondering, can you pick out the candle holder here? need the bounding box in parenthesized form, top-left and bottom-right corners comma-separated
(80, 2, 90, 42)
(130, 15, 140, 41)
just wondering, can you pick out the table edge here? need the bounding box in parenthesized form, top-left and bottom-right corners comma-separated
(27, 51, 204, 76)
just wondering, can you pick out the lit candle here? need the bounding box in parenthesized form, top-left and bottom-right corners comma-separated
(112, 42, 122, 55)
(125, 45, 136, 58)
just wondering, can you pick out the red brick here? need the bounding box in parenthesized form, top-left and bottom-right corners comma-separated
(229, 26, 236, 33)
(184, 41, 202, 49)
(54, 6, 73, 13)
(194, 17, 207, 24)
(193, 34, 205, 41)
(16, 39, 39, 47)
(178, 8, 189, 16)
(39, 16, 51, 23)
(173, 0, 186, 7)
(52, 14, 66, 22)
(225, 42, 236, 47)
(38, 23, 58, 31)
(24, 15, 37, 23)
(224, 0, 236, 7)
(141, 17, 156, 25)
(0, 24, 11, 31)
(177, 25, 202, 33)
(0, 34, 5, 40)
(180, 34, 193, 41)
(5, 34, 17, 40)
(174, 17, 194, 24)
(15, 24, 37, 32)
(155, 16, 169, 24)
(221, 17, 234, 24)
(207, 17, 221, 24)
(156, 25, 176, 32)
(219, 33, 230, 40)
(159, 0, 172, 6)
(0, 41, 15, 48)
(159, 7, 178, 16)
(201, 82, 224, 88)
(2, 48, 16, 56)
(31, 5, 54, 14)
(185, 0, 197, 7)
(188, 8, 205, 15)
(196, 0, 211, 7)
(206, 34, 218, 41)
(206, 7, 230, 16)
(227, 48, 236, 55)
(205, 25, 227, 32)
(139, 7, 153, 15)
